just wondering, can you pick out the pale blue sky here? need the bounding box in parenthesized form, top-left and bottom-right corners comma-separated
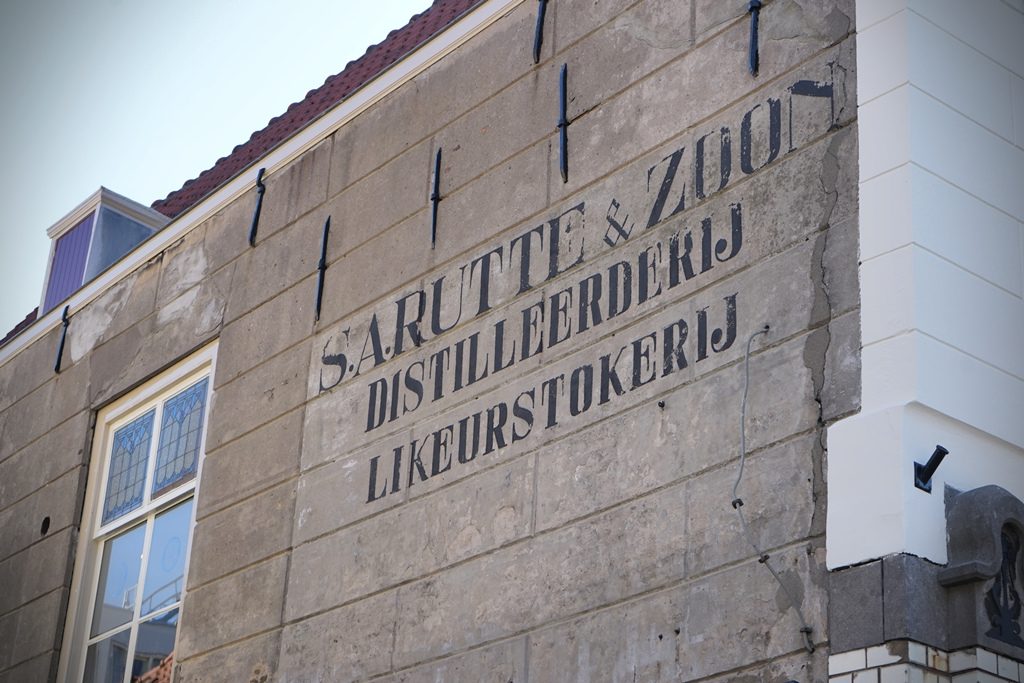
(0, 0, 431, 335)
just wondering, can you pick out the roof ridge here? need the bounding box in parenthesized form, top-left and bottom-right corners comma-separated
(150, 0, 483, 219)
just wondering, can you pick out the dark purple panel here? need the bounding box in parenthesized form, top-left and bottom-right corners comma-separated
(43, 212, 94, 313)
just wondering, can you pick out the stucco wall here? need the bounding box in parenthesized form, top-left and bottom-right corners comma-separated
(0, 1, 860, 680)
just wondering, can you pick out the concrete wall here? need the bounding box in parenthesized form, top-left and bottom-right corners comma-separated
(828, 0, 1024, 569)
(0, 1, 860, 680)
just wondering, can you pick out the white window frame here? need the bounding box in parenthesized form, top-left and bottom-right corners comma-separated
(57, 342, 217, 683)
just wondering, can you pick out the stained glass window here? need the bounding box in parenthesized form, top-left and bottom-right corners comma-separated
(152, 378, 208, 497)
(101, 411, 155, 525)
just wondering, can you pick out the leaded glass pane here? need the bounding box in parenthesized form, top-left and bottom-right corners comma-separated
(152, 378, 207, 497)
(141, 500, 193, 616)
(102, 411, 155, 525)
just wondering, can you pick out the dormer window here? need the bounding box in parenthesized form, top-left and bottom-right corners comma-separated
(41, 188, 168, 314)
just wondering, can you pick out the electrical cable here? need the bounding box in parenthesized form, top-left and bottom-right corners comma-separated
(730, 324, 815, 654)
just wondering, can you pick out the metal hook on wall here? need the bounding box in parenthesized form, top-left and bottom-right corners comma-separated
(532, 0, 549, 64)
(557, 63, 571, 183)
(315, 216, 331, 321)
(248, 167, 267, 247)
(430, 148, 443, 248)
(54, 305, 71, 374)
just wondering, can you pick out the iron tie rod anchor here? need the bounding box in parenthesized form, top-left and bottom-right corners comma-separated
(248, 167, 266, 247)
(315, 215, 331, 321)
(54, 305, 71, 373)
(532, 0, 549, 64)
(558, 63, 570, 183)
(430, 148, 443, 248)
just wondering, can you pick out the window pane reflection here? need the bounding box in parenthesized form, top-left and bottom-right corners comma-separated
(141, 500, 193, 616)
(84, 627, 129, 683)
(131, 609, 178, 682)
(91, 525, 145, 637)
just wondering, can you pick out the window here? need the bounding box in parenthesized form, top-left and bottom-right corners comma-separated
(59, 343, 216, 683)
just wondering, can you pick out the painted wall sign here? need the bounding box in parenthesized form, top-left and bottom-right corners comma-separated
(309, 66, 845, 505)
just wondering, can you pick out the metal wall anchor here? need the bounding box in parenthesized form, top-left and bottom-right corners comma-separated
(430, 148, 443, 248)
(558, 63, 570, 183)
(54, 305, 70, 374)
(533, 0, 549, 64)
(914, 445, 950, 493)
(748, 0, 762, 76)
(315, 216, 331, 321)
(248, 167, 266, 247)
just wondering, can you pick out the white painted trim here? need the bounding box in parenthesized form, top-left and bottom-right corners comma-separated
(56, 342, 218, 683)
(2, 0, 524, 369)
(44, 186, 166, 240)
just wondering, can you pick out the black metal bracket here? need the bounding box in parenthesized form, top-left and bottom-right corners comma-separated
(248, 167, 266, 247)
(914, 445, 950, 493)
(748, 0, 762, 76)
(532, 0, 549, 64)
(54, 305, 70, 374)
(315, 216, 331, 321)
(430, 148, 443, 248)
(557, 63, 570, 183)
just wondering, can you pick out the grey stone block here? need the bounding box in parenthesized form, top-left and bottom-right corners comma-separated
(197, 407, 304, 520)
(0, 327, 62, 415)
(827, 559, 884, 652)
(188, 479, 295, 590)
(528, 588, 685, 682)
(176, 629, 280, 683)
(528, 545, 826, 681)
(199, 185, 256, 274)
(205, 338, 311, 451)
(258, 137, 332, 241)
(287, 457, 532, 620)
(0, 650, 54, 683)
(383, 638, 527, 683)
(534, 340, 819, 532)
(0, 588, 65, 671)
(695, 0, 747, 41)
(0, 527, 73, 619)
(562, 0, 693, 118)
(0, 468, 84, 564)
(553, 0, 642, 51)
(217, 275, 315, 385)
(1, 360, 90, 463)
(313, 208, 431, 329)
(325, 138, 431, 259)
(177, 555, 288, 660)
(331, 1, 545, 193)
(0, 410, 89, 511)
(685, 433, 818, 577)
(224, 208, 322, 324)
(278, 590, 396, 682)
(882, 553, 949, 649)
(392, 483, 689, 668)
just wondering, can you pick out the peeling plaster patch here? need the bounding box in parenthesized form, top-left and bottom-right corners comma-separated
(158, 287, 200, 328)
(69, 276, 133, 362)
(160, 240, 209, 303)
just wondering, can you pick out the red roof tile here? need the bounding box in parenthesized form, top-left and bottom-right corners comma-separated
(151, 0, 486, 219)
(0, 307, 37, 348)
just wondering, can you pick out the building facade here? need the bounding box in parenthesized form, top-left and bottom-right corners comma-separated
(1, 0, 1022, 681)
